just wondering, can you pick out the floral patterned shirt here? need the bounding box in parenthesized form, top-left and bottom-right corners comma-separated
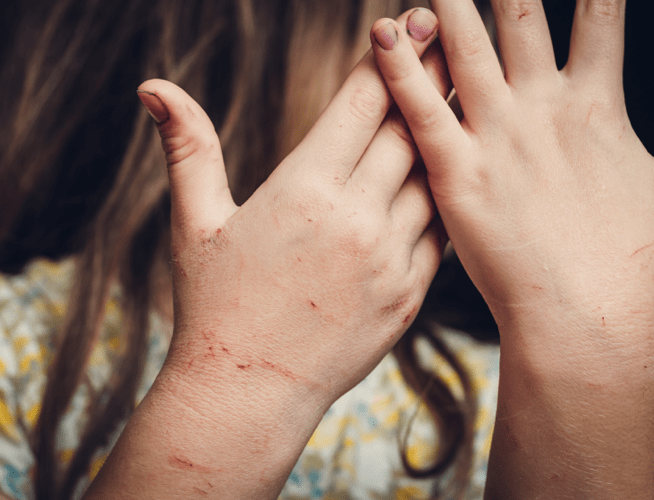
(0, 257, 499, 500)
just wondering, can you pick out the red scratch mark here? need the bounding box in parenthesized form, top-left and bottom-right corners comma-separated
(193, 488, 209, 495)
(631, 242, 654, 257)
(187, 357, 194, 369)
(403, 305, 418, 324)
(221, 346, 230, 354)
(532, 285, 543, 290)
(200, 227, 228, 249)
(248, 358, 327, 393)
(171, 258, 187, 277)
(310, 301, 318, 309)
(382, 298, 407, 314)
(261, 360, 299, 382)
(173, 456, 194, 468)
(237, 364, 252, 369)
(169, 456, 217, 474)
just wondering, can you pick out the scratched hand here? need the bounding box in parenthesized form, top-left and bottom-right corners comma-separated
(136, 8, 450, 410)
(371, 0, 654, 337)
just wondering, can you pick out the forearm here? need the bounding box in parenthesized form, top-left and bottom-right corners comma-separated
(485, 305, 654, 499)
(82, 349, 330, 500)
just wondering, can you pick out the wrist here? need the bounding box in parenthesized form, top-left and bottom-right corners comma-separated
(493, 270, 653, 376)
(86, 350, 330, 500)
(487, 303, 654, 500)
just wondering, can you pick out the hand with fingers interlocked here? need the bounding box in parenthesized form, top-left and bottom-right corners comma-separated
(86, 9, 454, 500)
(372, 0, 653, 498)
(141, 12, 447, 408)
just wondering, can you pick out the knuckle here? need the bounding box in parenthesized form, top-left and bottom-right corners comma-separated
(411, 104, 443, 133)
(347, 82, 387, 127)
(583, 0, 625, 26)
(334, 215, 379, 262)
(444, 28, 488, 61)
(163, 133, 214, 168)
(497, 0, 542, 23)
(380, 275, 422, 324)
(382, 60, 418, 86)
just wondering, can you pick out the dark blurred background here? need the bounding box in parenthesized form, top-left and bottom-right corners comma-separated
(544, 0, 653, 153)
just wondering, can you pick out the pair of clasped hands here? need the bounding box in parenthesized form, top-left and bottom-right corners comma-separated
(137, 0, 653, 496)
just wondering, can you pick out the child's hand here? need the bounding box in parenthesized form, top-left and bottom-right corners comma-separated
(372, 0, 654, 336)
(137, 9, 449, 410)
(372, 2, 654, 497)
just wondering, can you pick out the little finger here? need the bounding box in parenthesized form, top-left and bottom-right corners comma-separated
(390, 162, 437, 249)
(566, 0, 626, 94)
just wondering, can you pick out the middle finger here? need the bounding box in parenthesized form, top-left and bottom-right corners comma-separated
(431, 0, 508, 124)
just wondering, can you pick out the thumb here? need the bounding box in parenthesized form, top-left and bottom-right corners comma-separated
(137, 78, 236, 235)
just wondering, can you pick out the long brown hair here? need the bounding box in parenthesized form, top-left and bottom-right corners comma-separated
(0, 1, 497, 498)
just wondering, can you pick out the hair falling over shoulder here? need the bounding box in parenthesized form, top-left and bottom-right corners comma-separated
(0, 1, 497, 498)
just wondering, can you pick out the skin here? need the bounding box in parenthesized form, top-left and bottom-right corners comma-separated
(83, 9, 454, 500)
(371, 0, 653, 498)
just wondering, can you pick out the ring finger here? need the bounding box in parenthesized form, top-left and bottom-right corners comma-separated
(390, 161, 438, 249)
(490, 0, 557, 87)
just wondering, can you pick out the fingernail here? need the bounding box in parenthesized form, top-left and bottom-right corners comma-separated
(374, 22, 398, 51)
(137, 89, 169, 123)
(406, 8, 438, 42)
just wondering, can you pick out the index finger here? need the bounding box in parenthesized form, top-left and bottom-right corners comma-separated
(294, 9, 439, 182)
